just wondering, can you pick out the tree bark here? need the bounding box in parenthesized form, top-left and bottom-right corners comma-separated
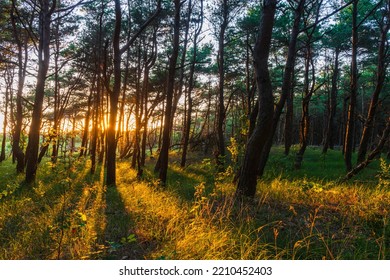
(257, 0, 306, 177)
(295, 44, 315, 169)
(107, 0, 161, 186)
(154, 0, 181, 185)
(344, 0, 358, 172)
(105, 0, 122, 186)
(236, 0, 277, 197)
(294, 4, 321, 169)
(0, 70, 11, 162)
(342, 116, 390, 182)
(25, 0, 55, 184)
(181, 0, 203, 168)
(323, 47, 340, 153)
(284, 70, 294, 156)
(216, 0, 229, 168)
(10, 2, 27, 172)
(357, 6, 389, 163)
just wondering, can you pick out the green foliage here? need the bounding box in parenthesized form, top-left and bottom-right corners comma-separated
(377, 158, 390, 189)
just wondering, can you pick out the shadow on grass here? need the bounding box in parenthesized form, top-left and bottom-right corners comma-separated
(100, 185, 146, 259)
(0, 161, 88, 259)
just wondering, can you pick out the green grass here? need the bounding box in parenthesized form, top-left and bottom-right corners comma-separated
(0, 147, 389, 259)
(264, 145, 382, 183)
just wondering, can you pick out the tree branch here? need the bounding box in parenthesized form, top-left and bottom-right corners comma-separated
(299, 0, 354, 33)
(119, 0, 162, 54)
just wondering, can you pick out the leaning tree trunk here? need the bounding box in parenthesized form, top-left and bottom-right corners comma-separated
(257, 0, 305, 177)
(342, 116, 390, 182)
(236, 0, 277, 197)
(357, 9, 389, 163)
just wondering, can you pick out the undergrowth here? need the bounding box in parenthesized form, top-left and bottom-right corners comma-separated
(0, 147, 389, 259)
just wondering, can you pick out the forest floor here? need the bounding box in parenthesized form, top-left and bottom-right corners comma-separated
(0, 146, 389, 260)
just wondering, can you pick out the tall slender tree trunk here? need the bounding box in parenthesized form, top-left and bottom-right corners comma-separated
(257, 0, 305, 177)
(108, 0, 161, 186)
(10, 2, 27, 172)
(344, 0, 358, 172)
(181, 0, 203, 168)
(105, 0, 122, 186)
(132, 47, 142, 170)
(25, 0, 54, 184)
(295, 44, 316, 169)
(357, 7, 389, 163)
(79, 89, 93, 158)
(236, 0, 277, 197)
(154, 0, 181, 185)
(216, 1, 228, 168)
(0, 70, 11, 162)
(90, 78, 99, 174)
(284, 70, 295, 156)
(141, 30, 158, 166)
(323, 47, 340, 153)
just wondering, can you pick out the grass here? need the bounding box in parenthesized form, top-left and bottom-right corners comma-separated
(0, 147, 389, 259)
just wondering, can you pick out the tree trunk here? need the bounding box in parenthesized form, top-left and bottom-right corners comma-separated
(0, 70, 11, 162)
(90, 76, 100, 174)
(295, 43, 315, 169)
(344, 0, 358, 172)
(294, 6, 320, 169)
(181, 0, 203, 168)
(323, 47, 340, 153)
(105, 0, 122, 186)
(79, 89, 93, 158)
(107, 0, 161, 186)
(284, 70, 295, 156)
(216, 0, 228, 168)
(357, 9, 389, 163)
(236, 0, 277, 197)
(10, 2, 27, 172)
(342, 117, 390, 182)
(154, 0, 181, 185)
(257, 0, 305, 177)
(141, 28, 158, 166)
(25, 0, 53, 184)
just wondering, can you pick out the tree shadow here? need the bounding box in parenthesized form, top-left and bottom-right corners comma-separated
(0, 166, 87, 259)
(99, 185, 148, 259)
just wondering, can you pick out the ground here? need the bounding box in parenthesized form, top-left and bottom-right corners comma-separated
(0, 146, 389, 259)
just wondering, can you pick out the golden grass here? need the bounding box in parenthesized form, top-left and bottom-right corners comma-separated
(0, 155, 388, 260)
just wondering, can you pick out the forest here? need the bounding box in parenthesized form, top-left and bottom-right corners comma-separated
(0, 0, 389, 260)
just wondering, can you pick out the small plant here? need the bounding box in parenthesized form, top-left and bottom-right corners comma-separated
(377, 158, 389, 189)
(120, 234, 137, 245)
(190, 182, 207, 216)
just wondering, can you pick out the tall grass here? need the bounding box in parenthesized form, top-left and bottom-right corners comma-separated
(0, 147, 388, 259)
